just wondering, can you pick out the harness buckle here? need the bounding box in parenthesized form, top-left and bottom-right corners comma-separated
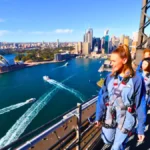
(114, 89, 121, 97)
(127, 107, 132, 113)
(128, 131, 133, 136)
(127, 105, 136, 113)
(105, 102, 109, 106)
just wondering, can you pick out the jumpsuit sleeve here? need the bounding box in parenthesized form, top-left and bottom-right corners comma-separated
(136, 61, 142, 73)
(134, 75, 147, 135)
(95, 74, 110, 121)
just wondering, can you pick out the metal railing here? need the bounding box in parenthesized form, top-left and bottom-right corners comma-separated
(1, 96, 100, 150)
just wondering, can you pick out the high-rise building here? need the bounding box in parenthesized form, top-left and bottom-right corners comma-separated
(104, 35, 109, 54)
(101, 37, 105, 50)
(57, 39, 59, 48)
(92, 38, 101, 52)
(120, 35, 125, 44)
(75, 42, 82, 54)
(131, 41, 138, 53)
(82, 42, 90, 55)
(84, 28, 93, 50)
(109, 41, 113, 54)
(111, 36, 119, 51)
(102, 29, 110, 54)
(124, 36, 129, 46)
(104, 30, 109, 36)
(111, 36, 116, 46)
(132, 32, 139, 42)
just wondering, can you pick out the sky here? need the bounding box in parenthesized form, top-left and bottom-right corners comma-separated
(0, 0, 144, 42)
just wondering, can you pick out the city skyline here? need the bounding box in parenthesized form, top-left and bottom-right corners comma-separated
(0, 0, 143, 42)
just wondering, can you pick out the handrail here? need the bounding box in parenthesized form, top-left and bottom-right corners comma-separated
(1, 96, 98, 150)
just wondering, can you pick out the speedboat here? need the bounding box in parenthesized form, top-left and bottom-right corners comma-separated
(26, 98, 36, 103)
(43, 76, 50, 81)
(64, 62, 69, 66)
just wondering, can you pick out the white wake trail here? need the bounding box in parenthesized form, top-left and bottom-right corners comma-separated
(0, 75, 74, 148)
(47, 79, 85, 102)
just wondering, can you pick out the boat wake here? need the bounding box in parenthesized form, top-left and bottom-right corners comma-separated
(0, 102, 27, 115)
(52, 62, 68, 71)
(47, 78, 85, 102)
(0, 75, 74, 149)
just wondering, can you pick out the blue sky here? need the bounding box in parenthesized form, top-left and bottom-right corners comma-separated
(0, 0, 143, 42)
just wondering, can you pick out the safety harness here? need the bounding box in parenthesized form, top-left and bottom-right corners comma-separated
(103, 74, 136, 134)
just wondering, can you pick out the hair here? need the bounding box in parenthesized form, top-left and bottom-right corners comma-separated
(111, 44, 135, 77)
(142, 58, 150, 72)
(143, 48, 150, 59)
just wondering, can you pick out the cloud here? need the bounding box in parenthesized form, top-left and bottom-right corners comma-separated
(0, 30, 9, 36)
(0, 18, 5, 22)
(0, 29, 74, 37)
(28, 29, 74, 35)
(54, 29, 73, 34)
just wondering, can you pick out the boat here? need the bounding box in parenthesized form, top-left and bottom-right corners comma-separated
(26, 98, 36, 103)
(43, 76, 50, 81)
(64, 62, 69, 66)
(98, 65, 104, 72)
(97, 78, 105, 87)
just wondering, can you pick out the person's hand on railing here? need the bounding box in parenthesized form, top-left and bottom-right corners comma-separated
(95, 121, 101, 128)
(138, 134, 145, 142)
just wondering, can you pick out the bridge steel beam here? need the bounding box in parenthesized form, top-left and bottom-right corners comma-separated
(136, 0, 150, 64)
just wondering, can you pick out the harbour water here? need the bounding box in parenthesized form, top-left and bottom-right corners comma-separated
(0, 58, 107, 141)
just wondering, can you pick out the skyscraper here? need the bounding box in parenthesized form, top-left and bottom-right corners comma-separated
(92, 38, 101, 53)
(82, 42, 90, 55)
(57, 39, 59, 48)
(83, 28, 93, 50)
(124, 36, 129, 46)
(104, 30, 109, 54)
(120, 35, 125, 44)
(101, 37, 105, 50)
(132, 32, 139, 42)
(109, 41, 113, 54)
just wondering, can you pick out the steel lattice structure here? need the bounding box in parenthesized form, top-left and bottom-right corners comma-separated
(137, 0, 150, 49)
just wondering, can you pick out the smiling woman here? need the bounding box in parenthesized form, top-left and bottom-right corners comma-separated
(95, 45, 146, 149)
(110, 45, 134, 77)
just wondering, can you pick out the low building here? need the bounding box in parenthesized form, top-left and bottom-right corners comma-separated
(82, 42, 90, 55)
(54, 54, 62, 61)
(54, 53, 71, 61)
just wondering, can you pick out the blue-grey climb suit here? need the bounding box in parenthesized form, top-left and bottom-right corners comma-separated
(137, 71, 150, 105)
(96, 73, 146, 150)
(136, 61, 142, 72)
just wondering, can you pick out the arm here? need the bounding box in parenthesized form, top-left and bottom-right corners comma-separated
(95, 75, 110, 121)
(134, 76, 147, 135)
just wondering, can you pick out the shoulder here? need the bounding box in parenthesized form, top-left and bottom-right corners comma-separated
(139, 60, 142, 66)
(132, 73, 143, 85)
(131, 74, 146, 95)
(105, 73, 113, 82)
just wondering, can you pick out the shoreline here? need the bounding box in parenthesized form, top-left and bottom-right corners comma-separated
(0, 60, 66, 74)
(24, 60, 66, 67)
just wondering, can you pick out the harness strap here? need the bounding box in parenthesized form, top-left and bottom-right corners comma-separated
(105, 76, 130, 130)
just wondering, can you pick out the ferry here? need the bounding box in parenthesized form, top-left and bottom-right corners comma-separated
(43, 76, 50, 81)
(64, 62, 69, 66)
(26, 98, 36, 103)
